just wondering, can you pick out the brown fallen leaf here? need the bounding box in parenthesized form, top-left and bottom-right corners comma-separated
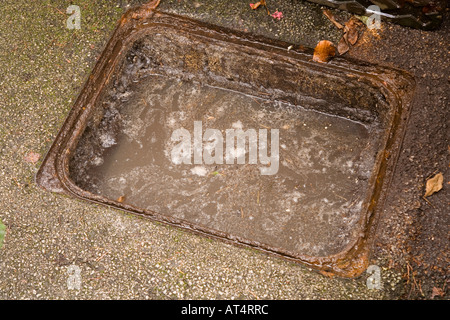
(24, 151, 40, 164)
(347, 28, 358, 46)
(117, 195, 125, 203)
(337, 33, 349, 55)
(337, 16, 365, 56)
(345, 17, 364, 45)
(431, 286, 445, 299)
(313, 40, 335, 63)
(323, 9, 343, 29)
(424, 172, 443, 197)
(249, 0, 270, 15)
(250, 1, 261, 9)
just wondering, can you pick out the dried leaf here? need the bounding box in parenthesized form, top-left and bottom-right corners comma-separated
(347, 16, 365, 28)
(424, 172, 443, 197)
(249, 2, 261, 9)
(24, 151, 40, 164)
(431, 287, 445, 299)
(323, 9, 343, 29)
(117, 196, 125, 203)
(313, 40, 335, 63)
(338, 34, 349, 55)
(345, 17, 364, 45)
(250, 0, 270, 15)
(347, 28, 359, 46)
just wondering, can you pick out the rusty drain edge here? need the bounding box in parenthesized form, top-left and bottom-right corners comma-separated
(36, 7, 415, 278)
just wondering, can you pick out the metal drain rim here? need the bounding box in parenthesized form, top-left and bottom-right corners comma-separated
(36, 7, 415, 277)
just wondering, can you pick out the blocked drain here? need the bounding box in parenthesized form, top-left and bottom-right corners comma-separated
(36, 6, 414, 277)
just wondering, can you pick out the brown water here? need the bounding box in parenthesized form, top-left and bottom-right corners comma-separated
(70, 74, 380, 257)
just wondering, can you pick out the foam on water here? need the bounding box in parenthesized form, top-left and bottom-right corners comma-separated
(70, 74, 381, 257)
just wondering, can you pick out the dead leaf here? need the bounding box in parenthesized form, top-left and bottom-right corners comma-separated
(337, 33, 349, 55)
(249, 2, 261, 9)
(431, 286, 445, 299)
(323, 9, 343, 29)
(249, 0, 270, 15)
(424, 172, 443, 197)
(347, 28, 358, 46)
(313, 40, 335, 63)
(337, 16, 365, 56)
(347, 28, 359, 46)
(24, 151, 40, 164)
(347, 16, 365, 28)
(345, 17, 364, 45)
(117, 196, 125, 203)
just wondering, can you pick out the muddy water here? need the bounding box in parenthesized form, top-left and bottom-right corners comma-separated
(70, 74, 380, 257)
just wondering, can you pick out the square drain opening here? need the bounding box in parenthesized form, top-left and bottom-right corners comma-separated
(37, 8, 414, 277)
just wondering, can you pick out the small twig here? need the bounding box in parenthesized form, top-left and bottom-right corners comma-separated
(216, 186, 230, 194)
(47, 4, 66, 16)
(332, 190, 348, 202)
(347, 196, 361, 208)
(250, 96, 262, 106)
(422, 195, 436, 209)
(322, 9, 344, 29)
(425, 169, 440, 181)
(261, 0, 271, 15)
(95, 251, 108, 262)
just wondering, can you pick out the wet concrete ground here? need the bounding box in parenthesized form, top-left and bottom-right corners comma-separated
(0, 0, 448, 299)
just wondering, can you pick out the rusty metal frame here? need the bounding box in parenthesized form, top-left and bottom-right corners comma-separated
(36, 3, 415, 278)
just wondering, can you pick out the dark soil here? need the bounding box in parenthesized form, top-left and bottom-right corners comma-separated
(348, 11, 449, 300)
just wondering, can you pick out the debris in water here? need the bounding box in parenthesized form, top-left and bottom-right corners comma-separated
(191, 166, 208, 177)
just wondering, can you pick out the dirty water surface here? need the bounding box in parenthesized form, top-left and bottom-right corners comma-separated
(40, 14, 409, 271)
(69, 71, 380, 257)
